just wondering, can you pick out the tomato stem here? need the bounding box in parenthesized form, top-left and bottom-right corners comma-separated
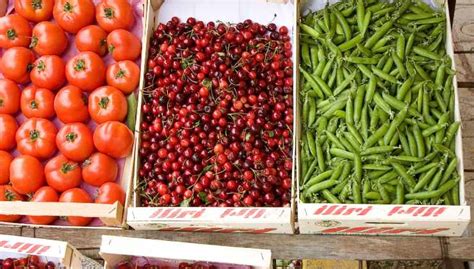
(36, 60, 46, 72)
(66, 132, 77, 142)
(30, 100, 38, 109)
(32, 0, 43, 10)
(74, 59, 86, 71)
(63, 1, 73, 12)
(5, 190, 16, 201)
(104, 7, 114, 18)
(115, 69, 126, 79)
(6, 29, 16, 40)
(108, 44, 115, 54)
(29, 129, 40, 141)
(61, 162, 76, 174)
(29, 36, 38, 49)
(99, 97, 109, 109)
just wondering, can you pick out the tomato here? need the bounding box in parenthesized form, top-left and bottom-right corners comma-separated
(53, 0, 95, 34)
(88, 86, 127, 124)
(16, 118, 57, 159)
(75, 25, 107, 56)
(93, 121, 133, 159)
(54, 85, 89, 123)
(65, 51, 106, 92)
(59, 188, 92, 226)
(0, 151, 13, 184)
(106, 60, 139, 94)
(15, 0, 54, 22)
(0, 114, 17, 151)
(10, 155, 45, 195)
(0, 14, 31, 48)
(96, 0, 134, 32)
(95, 182, 125, 206)
(56, 123, 94, 162)
(21, 86, 55, 119)
(30, 55, 66, 91)
(0, 185, 24, 222)
(107, 30, 141, 61)
(31, 22, 68, 56)
(0, 79, 20, 114)
(82, 152, 117, 187)
(0, 47, 35, 84)
(27, 186, 59, 225)
(45, 154, 82, 192)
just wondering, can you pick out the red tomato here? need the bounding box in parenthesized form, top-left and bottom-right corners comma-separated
(10, 155, 45, 195)
(95, 182, 125, 206)
(82, 152, 118, 187)
(0, 114, 17, 151)
(53, 0, 95, 34)
(0, 14, 31, 48)
(54, 85, 89, 123)
(59, 188, 92, 226)
(30, 55, 66, 90)
(31, 22, 68, 56)
(0, 47, 35, 84)
(96, 0, 134, 32)
(75, 25, 107, 56)
(93, 121, 133, 159)
(27, 186, 59, 225)
(107, 29, 141, 61)
(106, 60, 139, 94)
(16, 118, 57, 159)
(88, 86, 127, 124)
(15, 0, 54, 22)
(0, 79, 20, 114)
(56, 123, 94, 162)
(65, 51, 106, 92)
(21, 86, 55, 119)
(0, 151, 13, 184)
(45, 154, 82, 192)
(0, 185, 24, 222)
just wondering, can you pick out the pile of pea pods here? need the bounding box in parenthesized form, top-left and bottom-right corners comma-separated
(299, 0, 461, 205)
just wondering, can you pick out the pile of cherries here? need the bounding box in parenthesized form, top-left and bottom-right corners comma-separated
(0, 256, 56, 269)
(139, 17, 293, 207)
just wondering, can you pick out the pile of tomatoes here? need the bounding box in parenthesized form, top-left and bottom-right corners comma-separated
(0, 255, 56, 269)
(0, 0, 139, 226)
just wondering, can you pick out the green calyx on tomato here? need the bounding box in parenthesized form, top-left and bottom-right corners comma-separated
(36, 60, 46, 72)
(32, 0, 43, 10)
(6, 29, 17, 40)
(108, 45, 115, 54)
(60, 162, 77, 174)
(104, 7, 114, 19)
(99, 97, 109, 109)
(63, 2, 73, 12)
(74, 59, 86, 71)
(115, 69, 126, 79)
(30, 100, 38, 109)
(29, 36, 38, 49)
(5, 190, 17, 201)
(66, 132, 77, 142)
(29, 129, 40, 141)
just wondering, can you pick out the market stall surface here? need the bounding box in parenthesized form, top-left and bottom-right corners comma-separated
(1, 0, 474, 263)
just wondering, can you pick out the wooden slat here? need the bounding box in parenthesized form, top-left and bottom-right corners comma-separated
(455, 54, 474, 87)
(29, 228, 442, 261)
(453, 3, 474, 52)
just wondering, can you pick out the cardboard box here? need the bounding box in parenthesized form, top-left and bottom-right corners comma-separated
(296, 0, 470, 236)
(0, 234, 101, 269)
(127, 0, 296, 234)
(0, 0, 145, 229)
(100, 235, 272, 269)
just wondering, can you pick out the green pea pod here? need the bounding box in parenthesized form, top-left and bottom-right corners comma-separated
(306, 132, 317, 157)
(354, 154, 363, 182)
(444, 121, 460, 147)
(302, 159, 318, 185)
(361, 10, 372, 36)
(317, 116, 328, 135)
(333, 8, 352, 41)
(360, 103, 369, 140)
(428, 167, 444, 191)
(310, 46, 319, 71)
(383, 106, 408, 145)
(321, 57, 335, 81)
(413, 166, 438, 192)
(329, 148, 355, 160)
(331, 178, 349, 195)
(452, 183, 460, 205)
(413, 125, 425, 158)
(354, 85, 365, 124)
(365, 20, 393, 49)
(308, 98, 317, 127)
(392, 163, 416, 189)
(372, 66, 398, 84)
(301, 43, 311, 68)
(304, 170, 334, 189)
(392, 53, 407, 79)
(378, 170, 398, 184)
(396, 182, 404, 204)
(345, 97, 354, 125)
(300, 67, 324, 99)
(322, 189, 342, 203)
(346, 56, 379, 65)
(369, 107, 380, 132)
(316, 139, 326, 172)
(305, 179, 338, 196)
(300, 23, 321, 39)
(334, 72, 356, 96)
(353, 180, 362, 204)
(373, 92, 392, 115)
(396, 78, 414, 100)
(339, 34, 363, 52)
(405, 180, 457, 200)
(365, 122, 390, 148)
